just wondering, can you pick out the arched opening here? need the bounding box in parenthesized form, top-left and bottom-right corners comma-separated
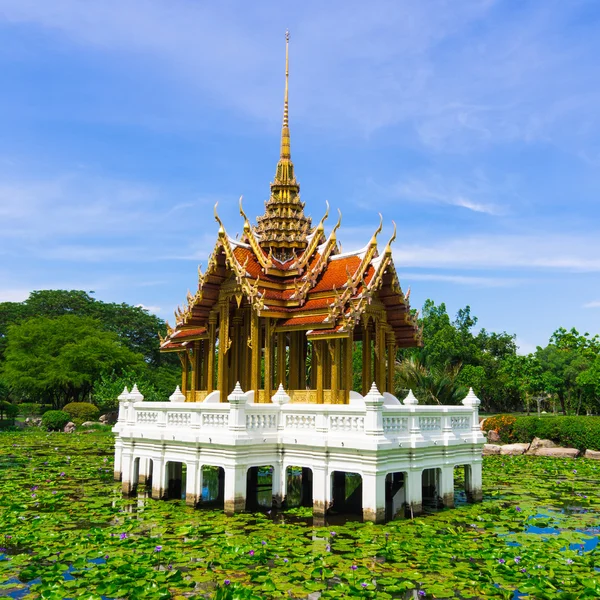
(246, 465, 274, 510)
(145, 459, 154, 489)
(284, 466, 312, 508)
(421, 468, 443, 509)
(385, 471, 406, 520)
(165, 461, 187, 500)
(453, 465, 467, 505)
(330, 471, 362, 515)
(201, 466, 225, 507)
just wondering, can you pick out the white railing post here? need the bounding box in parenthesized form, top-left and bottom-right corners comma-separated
(403, 390, 421, 442)
(169, 386, 186, 403)
(116, 386, 129, 426)
(128, 384, 144, 425)
(364, 382, 384, 436)
(272, 384, 290, 432)
(228, 382, 247, 432)
(461, 388, 482, 437)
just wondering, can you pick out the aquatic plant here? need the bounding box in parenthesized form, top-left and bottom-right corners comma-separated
(0, 430, 598, 599)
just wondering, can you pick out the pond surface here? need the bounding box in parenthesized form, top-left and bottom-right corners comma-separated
(0, 430, 598, 599)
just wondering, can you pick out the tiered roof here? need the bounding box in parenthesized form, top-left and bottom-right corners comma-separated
(160, 32, 421, 352)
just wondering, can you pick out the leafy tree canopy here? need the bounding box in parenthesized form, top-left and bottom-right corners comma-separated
(0, 290, 175, 367)
(2, 315, 146, 407)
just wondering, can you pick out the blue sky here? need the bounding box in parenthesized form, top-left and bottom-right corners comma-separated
(0, 0, 599, 353)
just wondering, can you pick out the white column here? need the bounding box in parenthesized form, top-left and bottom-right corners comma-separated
(364, 383, 385, 436)
(113, 438, 123, 481)
(120, 449, 133, 494)
(405, 469, 423, 517)
(185, 460, 202, 506)
(362, 472, 386, 523)
(224, 465, 247, 515)
(440, 466, 455, 508)
(312, 466, 330, 523)
(151, 457, 165, 500)
(272, 458, 285, 508)
(465, 462, 483, 503)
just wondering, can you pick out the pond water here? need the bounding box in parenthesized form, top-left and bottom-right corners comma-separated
(1, 431, 599, 599)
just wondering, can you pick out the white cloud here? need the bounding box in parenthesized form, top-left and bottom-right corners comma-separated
(0, 0, 597, 152)
(393, 234, 600, 272)
(398, 272, 518, 287)
(583, 301, 600, 309)
(136, 303, 161, 314)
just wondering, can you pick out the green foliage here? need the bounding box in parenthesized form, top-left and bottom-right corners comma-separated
(92, 365, 181, 411)
(0, 430, 599, 599)
(489, 414, 600, 450)
(395, 356, 466, 404)
(62, 402, 100, 424)
(0, 400, 18, 428)
(2, 315, 146, 407)
(16, 402, 53, 417)
(0, 290, 176, 367)
(41, 410, 71, 431)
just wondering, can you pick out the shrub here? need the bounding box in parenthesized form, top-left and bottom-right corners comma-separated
(483, 414, 516, 442)
(41, 410, 71, 431)
(0, 401, 18, 429)
(62, 402, 100, 424)
(504, 415, 600, 451)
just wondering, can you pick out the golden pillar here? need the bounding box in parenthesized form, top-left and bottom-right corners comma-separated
(387, 332, 396, 395)
(362, 320, 372, 396)
(264, 320, 273, 401)
(217, 299, 230, 401)
(289, 331, 299, 389)
(200, 340, 208, 390)
(207, 313, 217, 393)
(232, 313, 242, 388)
(250, 310, 260, 398)
(344, 333, 353, 402)
(180, 351, 189, 396)
(331, 339, 340, 403)
(191, 341, 200, 396)
(277, 332, 286, 386)
(315, 341, 324, 404)
(376, 319, 386, 393)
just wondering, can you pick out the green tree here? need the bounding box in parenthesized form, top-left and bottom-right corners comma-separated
(0, 290, 177, 367)
(2, 315, 145, 408)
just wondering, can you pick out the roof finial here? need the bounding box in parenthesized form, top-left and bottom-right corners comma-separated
(280, 30, 291, 160)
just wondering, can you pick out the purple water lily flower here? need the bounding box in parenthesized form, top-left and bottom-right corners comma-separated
(418, 592, 426, 598)
(351, 565, 357, 571)
(514, 556, 521, 564)
(119, 533, 127, 540)
(566, 559, 574, 565)
(498, 558, 506, 564)
(224, 579, 231, 585)
(154, 545, 162, 552)
(361, 583, 367, 588)
(248, 550, 254, 556)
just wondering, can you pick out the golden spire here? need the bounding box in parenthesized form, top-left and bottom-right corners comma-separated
(280, 30, 291, 160)
(254, 30, 312, 262)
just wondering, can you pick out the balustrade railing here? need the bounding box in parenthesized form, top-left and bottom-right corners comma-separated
(115, 384, 484, 445)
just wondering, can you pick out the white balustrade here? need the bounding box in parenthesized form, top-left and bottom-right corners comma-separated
(121, 386, 485, 448)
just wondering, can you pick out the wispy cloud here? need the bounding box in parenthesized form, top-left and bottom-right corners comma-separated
(583, 301, 600, 309)
(398, 272, 519, 287)
(393, 234, 600, 272)
(384, 172, 508, 215)
(1, 0, 598, 152)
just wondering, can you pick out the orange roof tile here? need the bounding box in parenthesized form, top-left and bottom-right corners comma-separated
(311, 256, 361, 293)
(279, 314, 328, 327)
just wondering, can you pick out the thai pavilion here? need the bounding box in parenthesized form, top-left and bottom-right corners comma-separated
(113, 33, 486, 524)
